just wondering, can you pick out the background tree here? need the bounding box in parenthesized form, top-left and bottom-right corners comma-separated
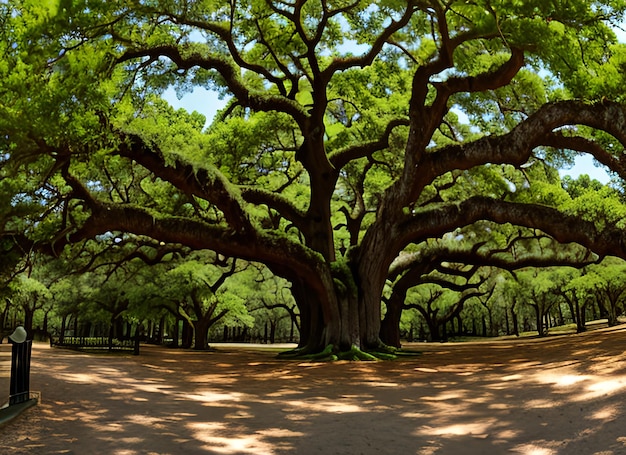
(7, 274, 52, 337)
(48, 274, 91, 343)
(587, 258, 626, 327)
(242, 268, 300, 344)
(403, 278, 484, 342)
(528, 269, 563, 336)
(158, 255, 253, 350)
(554, 267, 592, 333)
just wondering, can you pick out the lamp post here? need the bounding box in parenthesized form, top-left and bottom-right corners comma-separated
(8, 326, 32, 406)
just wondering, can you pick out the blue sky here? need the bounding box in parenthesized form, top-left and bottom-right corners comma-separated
(559, 155, 610, 183)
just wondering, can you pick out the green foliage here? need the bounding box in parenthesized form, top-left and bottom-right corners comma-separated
(9, 275, 51, 302)
(3, 0, 626, 355)
(563, 185, 626, 229)
(159, 258, 252, 326)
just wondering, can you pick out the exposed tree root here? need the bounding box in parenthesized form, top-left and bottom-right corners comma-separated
(277, 344, 336, 361)
(277, 344, 422, 361)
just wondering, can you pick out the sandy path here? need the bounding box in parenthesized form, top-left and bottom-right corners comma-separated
(2, 327, 626, 454)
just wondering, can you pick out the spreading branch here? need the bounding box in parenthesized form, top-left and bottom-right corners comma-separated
(396, 196, 626, 261)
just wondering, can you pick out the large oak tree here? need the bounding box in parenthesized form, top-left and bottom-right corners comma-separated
(3, 0, 626, 356)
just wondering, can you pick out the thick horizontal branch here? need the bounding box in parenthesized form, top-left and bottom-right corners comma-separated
(117, 134, 309, 234)
(395, 196, 626, 261)
(542, 131, 626, 177)
(53, 200, 324, 287)
(239, 186, 307, 230)
(419, 100, 626, 188)
(115, 133, 254, 234)
(389, 243, 597, 283)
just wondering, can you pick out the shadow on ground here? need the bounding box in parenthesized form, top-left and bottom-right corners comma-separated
(2, 327, 626, 454)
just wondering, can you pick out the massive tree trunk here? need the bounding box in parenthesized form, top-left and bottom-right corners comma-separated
(291, 277, 360, 353)
(59, 315, 68, 344)
(283, 251, 390, 356)
(354, 224, 402, 351)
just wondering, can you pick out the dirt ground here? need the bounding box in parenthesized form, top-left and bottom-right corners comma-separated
(2, 327, 626, 455)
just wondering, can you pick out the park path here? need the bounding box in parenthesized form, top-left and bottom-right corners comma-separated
(2, 328, 626, 454)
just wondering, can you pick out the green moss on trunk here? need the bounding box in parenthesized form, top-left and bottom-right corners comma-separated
(277, 343, 420, 361)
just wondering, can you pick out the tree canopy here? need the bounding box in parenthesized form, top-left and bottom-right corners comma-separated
(3, 0, 626, 356)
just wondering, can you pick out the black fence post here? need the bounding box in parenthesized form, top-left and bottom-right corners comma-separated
(9, 338, 32, 406)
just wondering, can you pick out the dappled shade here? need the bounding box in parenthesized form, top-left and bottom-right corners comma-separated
(3, 327, 626, 453)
